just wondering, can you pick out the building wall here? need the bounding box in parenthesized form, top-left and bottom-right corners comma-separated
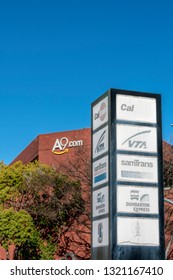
(11, 128, 91, 167)
(39, 128, 91, 169)
(10, 136, 39, 164)
(163, 141, 173, 259)
(163, 141, 173, 162)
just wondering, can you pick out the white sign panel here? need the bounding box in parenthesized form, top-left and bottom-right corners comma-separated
(93, 125, 108, 159)
(92, 217, 109, 247)
(93, 96, 108, 130)
(116, 124, 157, 153)
(92, 186, 109, 217)
(117, 217, 159, 246)
(117, 185, 159, 214)
(116, 94, 157, 123)
(93, 156, 109, 188)
(117, 154, 158, 183)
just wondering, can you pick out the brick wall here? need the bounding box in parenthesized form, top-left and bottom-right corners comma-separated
(163, 141, 173, 162)
(11, 128, 91, 166)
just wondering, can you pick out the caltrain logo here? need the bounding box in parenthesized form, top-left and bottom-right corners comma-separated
(122, 130, 151, 149)
(52, 137, 83, 155)
(94, 102, 107, 122)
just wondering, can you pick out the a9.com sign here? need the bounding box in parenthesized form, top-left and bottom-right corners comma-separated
(52, 137, 83, 155)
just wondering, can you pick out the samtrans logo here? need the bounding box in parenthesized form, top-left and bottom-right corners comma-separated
(122, 130, 151, 149)
(52, 137, 83, 155)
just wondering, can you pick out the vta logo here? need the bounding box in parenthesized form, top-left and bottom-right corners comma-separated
(95, 130, 106, 154)
(122, 130, 151, 149)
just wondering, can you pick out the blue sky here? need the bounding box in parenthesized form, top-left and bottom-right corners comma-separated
(0, 0, 173, 164)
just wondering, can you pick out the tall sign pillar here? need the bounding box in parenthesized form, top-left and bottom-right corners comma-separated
(91, 89, 165, 260)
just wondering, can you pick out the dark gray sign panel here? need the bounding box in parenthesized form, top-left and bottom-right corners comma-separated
(91, 92, 110, 260)
(91, 88, 165, 260)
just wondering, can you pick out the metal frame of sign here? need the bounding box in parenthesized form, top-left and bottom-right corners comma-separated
(91, 91, 111, 259)
(91, 88, 165, 260)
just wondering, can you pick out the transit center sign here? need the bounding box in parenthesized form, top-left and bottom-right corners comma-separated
(91, 89, 165, 260)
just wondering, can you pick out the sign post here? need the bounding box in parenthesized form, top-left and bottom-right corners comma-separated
(91, 88, 165, 260)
